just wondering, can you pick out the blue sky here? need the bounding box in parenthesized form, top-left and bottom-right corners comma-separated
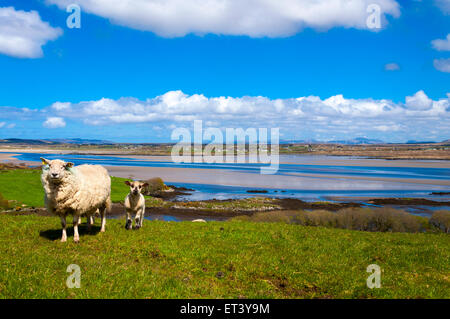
(0, 0, 449, 142)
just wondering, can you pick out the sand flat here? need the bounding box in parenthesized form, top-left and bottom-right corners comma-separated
(2, 148, 449, 191)
(104, 165, 450, 191)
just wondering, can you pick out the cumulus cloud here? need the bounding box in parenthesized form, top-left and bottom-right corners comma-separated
(44, 90, 449, 140)
(405, 90, 433, 110)
(3, 90, 449, 141)
(43, 117, 66, 128)
(51, 102, 71, 111)
(0, 6, 62, 58)
(384, 63, 400, 71)
(434, 58, 450, 73)
(432, 34, 450, 51)
(46, 0, 400, 37)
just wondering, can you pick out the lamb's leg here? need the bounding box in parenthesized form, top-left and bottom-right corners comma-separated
(137, 207, 145, 228)
(140, 206, 145, 227)
(60, 215, 67, 243)
(134, 208, 144, 229)
(73, 215, 80, 243)
(125, 210, 132, 230)
(100, 207, 106, 233)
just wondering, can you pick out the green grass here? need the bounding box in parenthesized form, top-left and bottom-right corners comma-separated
(0, 214, 448, 299)
(0, 169, 129, 208)
(169, 197, 281, 211)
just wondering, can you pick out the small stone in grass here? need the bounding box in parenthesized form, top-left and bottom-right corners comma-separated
(216, 271, 224, 279)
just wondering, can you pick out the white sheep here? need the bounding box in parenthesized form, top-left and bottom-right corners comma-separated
(124, 180, 148, 230)
(40, 158, 111, 243)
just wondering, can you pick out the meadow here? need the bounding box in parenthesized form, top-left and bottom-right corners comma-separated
(0, 214, 449, 298)
(0, 166, 449, 298)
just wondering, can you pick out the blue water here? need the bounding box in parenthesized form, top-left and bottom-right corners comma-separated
(9, 152, 450, 180)
(167, 182, 447, 202)
(4, 152, 450, 204)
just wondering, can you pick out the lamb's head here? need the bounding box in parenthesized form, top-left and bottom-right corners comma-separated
(40, 158, 74, 184)
(125, 180, 148, 196)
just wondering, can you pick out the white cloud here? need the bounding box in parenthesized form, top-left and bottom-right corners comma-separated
(374, 124, 402, 131)
(384, 63, 400, 71)
(43, 117, 66, 128)
(434, 58, 450, 73)
(0, 6, 62, 58)
(47, 0, 400, 38)
(0, 122, 16, 129)
(3, 90, 449, 141)
(432, 34, 450, 51)
(51, 102, 71, 111)
(405, 90, 433, 110)
(435, 0, 450, 14)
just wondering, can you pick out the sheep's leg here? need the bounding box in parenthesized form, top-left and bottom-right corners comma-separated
(125, 210, 132, 230)
(100, 207, 106, 233)
(60, 216, 67, 243)
(87, 215, 94, 232)
(73, 215, 80, 243)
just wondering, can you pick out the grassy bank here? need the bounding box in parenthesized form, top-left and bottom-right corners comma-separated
(0, 168, 129, 208)
(0, 214, 449, 299)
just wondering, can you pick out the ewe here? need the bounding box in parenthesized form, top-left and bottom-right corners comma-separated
(40, 158, 111, 243)
(124, 181, 148, 230)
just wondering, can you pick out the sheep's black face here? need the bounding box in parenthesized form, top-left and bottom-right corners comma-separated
(41, 158, 74, 183)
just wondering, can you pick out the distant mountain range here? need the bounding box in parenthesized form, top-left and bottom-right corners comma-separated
(0, 138, 113, 145)
(280, 137, 384, 144)
(0, 137, 448, 145)
(280, 137, 449, 145)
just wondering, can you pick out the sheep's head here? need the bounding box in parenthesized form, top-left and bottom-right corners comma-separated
(40, 158, 74, 183)
(125, 181, 148, 196)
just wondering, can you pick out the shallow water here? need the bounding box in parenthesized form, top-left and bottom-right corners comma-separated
(6, 152, 450, 204)
(12, 152, 450, 180)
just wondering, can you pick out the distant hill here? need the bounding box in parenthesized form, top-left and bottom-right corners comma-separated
(406, 140, 436, 144)
(0, 138, 56, 145)
(0, 137, 448, 146)
(326, 137, 385, 145)
(44, 138, 114, 145)
(0, 138, 113, 145)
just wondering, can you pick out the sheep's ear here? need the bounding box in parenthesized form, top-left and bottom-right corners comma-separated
(40, 157, 50, 165)
(65, 162, 74, 168)
(125, 181, 131, 186)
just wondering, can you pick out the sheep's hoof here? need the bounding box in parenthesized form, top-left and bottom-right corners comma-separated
(125, 220, 132, 230)
(60, 238, 67, 243)
(134, 224, 141, 230)
(74, 239, 80, 244)
(100, 228, 105, 233)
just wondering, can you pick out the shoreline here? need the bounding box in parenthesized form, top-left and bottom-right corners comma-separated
(1, 149, 449, 191)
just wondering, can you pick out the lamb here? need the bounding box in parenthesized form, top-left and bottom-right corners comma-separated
(40, 158, 111, 243)
(124, 181, 148, 230)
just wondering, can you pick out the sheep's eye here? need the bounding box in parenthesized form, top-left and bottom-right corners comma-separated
(139, 186, 142, 189)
